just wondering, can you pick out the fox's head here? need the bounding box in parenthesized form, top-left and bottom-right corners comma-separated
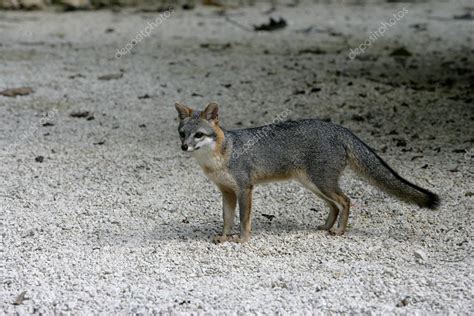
(174, 102, 222, 153)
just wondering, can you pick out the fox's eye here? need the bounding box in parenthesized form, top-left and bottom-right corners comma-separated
(194, 132, 204, 139)
(179, 131, 185, 138)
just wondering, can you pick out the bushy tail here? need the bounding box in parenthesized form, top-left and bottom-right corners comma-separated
(343, 130, 440, 209)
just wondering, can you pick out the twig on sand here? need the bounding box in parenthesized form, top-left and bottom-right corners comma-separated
(13, 291, 27, 305)
(225, 16, 253, 32)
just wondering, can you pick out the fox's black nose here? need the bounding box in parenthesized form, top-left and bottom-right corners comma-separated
(181, 144, 188, 151)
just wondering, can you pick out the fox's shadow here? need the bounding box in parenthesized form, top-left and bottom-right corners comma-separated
(92, 216, 410, 248)
(145, 212, 384, 242)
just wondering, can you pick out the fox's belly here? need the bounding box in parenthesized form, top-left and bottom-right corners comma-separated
(251, 168, 302, 185)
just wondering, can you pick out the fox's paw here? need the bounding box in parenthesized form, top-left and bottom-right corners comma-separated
(329, 227, 346, 236)
(212, 234, 231, 244)
(317, 224, 331, 231)
(229, 234, 250, 244)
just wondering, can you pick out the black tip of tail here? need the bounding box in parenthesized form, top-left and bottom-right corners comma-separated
(424, 191, 440, 209)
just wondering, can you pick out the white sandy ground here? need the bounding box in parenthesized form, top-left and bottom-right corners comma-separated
(0, 0, 473, 314)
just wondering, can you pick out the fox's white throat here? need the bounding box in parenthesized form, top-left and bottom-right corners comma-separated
(191, 137, 220, 168)
(191, 135, 236, 190)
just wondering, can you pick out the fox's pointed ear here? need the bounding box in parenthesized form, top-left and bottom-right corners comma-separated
(203, 102, 219, 122)
(175, 102, 192, 120)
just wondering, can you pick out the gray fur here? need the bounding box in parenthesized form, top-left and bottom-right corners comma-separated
(175, 104, 439, 241)
(225, 120, 348, 189)
(222, 119, 438, 209)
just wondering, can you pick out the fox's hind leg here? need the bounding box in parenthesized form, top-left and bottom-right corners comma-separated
(296, 170, 351, 235)
(327, 192, 350, 236)
(316, 201, 339, 231)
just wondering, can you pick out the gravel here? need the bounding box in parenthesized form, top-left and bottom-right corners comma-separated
(1, 0, 473, 314)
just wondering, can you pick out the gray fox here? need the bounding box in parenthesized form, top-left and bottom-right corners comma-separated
(175, 102, 440, 243)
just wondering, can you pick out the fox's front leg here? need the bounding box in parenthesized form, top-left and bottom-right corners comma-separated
(232, 187, 253, 243)
(213, 190, 237, 244)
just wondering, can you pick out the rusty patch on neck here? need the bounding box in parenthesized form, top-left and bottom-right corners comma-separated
(211, 122, 226, 157)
